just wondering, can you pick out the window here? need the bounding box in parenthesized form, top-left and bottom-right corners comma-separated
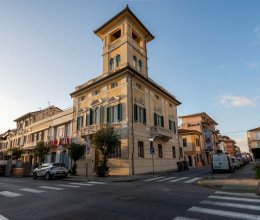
(138, 141, 144, 158)
(132, 30, 141, 45)
(110, 29, 121, 43)
(76, 116, 84, 131)
(107, 104, 122, 124)
(23, 136, 27, 144)
(134, 104, 146, 124)
(108, 141, 121, 158)
(51, 152, 56, 163)
(172, 146, 176, 158)
(116, 54, 121, 67)
(154, 112, 164, 127)
(183, 138, 187, 147)
(196, 138, 200, 146)
(41, 130, 45, 140)
(138, 60, 142, 72)
(179, 147, 183, 158)
(155, 94, 160, 100)
(133, 55, 137, 68)
(169, 103, 173, 108)
(94, 107, 100, 124)
(111, 82, 118, 89)
(136, 83, 142, 90)
(93, 90, 100, 96)
(169, 120, 176, 133)
(86, 109, 94, 125)
(158, 144, 163, 158)
(65, 124, 70, 137)
(110, 58, 114, 71)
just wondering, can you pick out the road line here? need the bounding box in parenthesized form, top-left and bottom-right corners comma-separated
(209, 195, 260, 203)
(69, 182, 94, 186)
(144, 176, 165, 181)
(39, 186, 64, 190)
(0, 214, 9, 220)
(169, 177, 189, 183)
(56, 184, 80, 188)
(184, 177, 202, 183)
(0, 191, 22, 197)
(201, 200, 260, 211)
(173, 216, 199, 220)
(188, 206, 260, 220)
(87, 181, 106, 185)
(19, 188, 45, 193)
(157, 177, 177, 182)
(215, 191, 258, 198)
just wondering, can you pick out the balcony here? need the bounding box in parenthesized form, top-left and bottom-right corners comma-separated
(80, 125, 103, 136)
(150, 126, 174, 142)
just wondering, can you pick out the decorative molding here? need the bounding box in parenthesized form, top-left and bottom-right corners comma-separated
(134, 98, 145, 105)
(154, 107, 161, 113)
(91, 99, 103, 106)
(108, 96, 120, 103)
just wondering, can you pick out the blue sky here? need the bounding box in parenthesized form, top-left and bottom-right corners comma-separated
(0, 0, 259, 152)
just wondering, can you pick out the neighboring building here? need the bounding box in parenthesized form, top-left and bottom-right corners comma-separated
(179, 112, 219, 165)
(0, 106, 73, 168)
(218, 135, 236, 156)
(178, 129, 203, 167)
(70, 6, 181, 175)
(235, 145, 241, 158)
(247, 127, 260, 159)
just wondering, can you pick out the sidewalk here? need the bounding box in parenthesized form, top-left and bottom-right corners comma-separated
(197, 162, 260, 194)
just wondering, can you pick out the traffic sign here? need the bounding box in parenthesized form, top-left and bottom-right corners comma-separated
(150, 141, 154, 155)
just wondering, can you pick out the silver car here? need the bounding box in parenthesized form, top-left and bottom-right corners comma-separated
(33, 163, 68, 180)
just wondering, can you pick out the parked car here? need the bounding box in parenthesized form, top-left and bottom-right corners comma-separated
(231, 157, 240, 169)
(236, 158, 244, 167)
(212, 153, 235, 173)
(33, 163, 68, 180)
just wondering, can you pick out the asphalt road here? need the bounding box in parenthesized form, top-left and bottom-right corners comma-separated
(0, 164, 259, 220)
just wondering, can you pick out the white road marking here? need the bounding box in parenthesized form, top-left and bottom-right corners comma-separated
(144, 176, 165, 181)
(87, 181, 106, 185)
(0, 214, 9, 220)
(188, 206, 260, 220)
(56, 184, 80, 188)
(215, 191, 258, 198)
(19, 188, 45, 193)
(169, 177, 189, 183)
(201, 200, 260, 211)
(209, 195, 260, 203)
(39, 186, 64, 190)
(184, 177, 202, 183)
(0, 191, 22, 197)
(173, 216, 199, 220)
(69, 182, 94, 186)
(157, 177, 177, 182)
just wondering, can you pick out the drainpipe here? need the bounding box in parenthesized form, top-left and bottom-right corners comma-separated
(130, 73, 135, 175)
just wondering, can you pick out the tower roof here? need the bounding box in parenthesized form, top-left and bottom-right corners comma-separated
(94, 5, 154, 42)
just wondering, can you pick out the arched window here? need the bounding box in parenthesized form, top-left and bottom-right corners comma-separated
(116, 54, 121, 67)
(110, 58, 114, 71)
(133, 55, 137, 68)
(94, 107, 100, 124)
(138, 60, 142, 72)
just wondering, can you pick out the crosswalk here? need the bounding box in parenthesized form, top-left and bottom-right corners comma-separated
(173, 191, 260, 220)
(0, 181, 106, 198)
(144, 176, 203, 184)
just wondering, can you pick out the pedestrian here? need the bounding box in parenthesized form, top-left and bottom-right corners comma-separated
(33, 161, 39, 169)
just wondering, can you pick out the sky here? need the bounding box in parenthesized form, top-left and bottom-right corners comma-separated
(0, 0, 259, 152)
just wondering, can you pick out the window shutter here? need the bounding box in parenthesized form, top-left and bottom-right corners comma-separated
(169, 120, 171, 130)
(86, 113, 88, 126)
(107, 107, 110, 124)
(134, 104, 138, 122)
(89, 109, 93, 125)
(173, 121, 176, 134)
(76, 117, 80, 130)
(154, 113, 157, 126)
(161, 116, 164, 127)
(99, 106, 103, 124)
(143, 108, 146, 124)
(117, 103, 122, 121)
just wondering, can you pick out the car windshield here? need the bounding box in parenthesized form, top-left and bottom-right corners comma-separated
(52, 163, 66, 167)
(40, 163, 51, 168)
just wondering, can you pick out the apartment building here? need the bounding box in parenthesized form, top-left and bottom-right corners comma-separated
(247, 127, 260, 158)
(179, 112, 219, 165)
(178, 129, 203, 167)
(218, 135, 236, 156)
(70, 6, 181, 175)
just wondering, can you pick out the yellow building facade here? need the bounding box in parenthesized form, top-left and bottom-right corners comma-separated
(70, 6, 181, 175)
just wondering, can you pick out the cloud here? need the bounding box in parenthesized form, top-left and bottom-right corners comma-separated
(219, 95, 256, 107)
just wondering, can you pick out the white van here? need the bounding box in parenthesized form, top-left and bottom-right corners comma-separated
(212, 154, 235, 173)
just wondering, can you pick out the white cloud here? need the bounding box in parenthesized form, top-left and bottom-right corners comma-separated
(219, 95, 256, 107)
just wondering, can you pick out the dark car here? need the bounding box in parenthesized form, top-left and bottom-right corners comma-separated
(33, 163, 68, 180)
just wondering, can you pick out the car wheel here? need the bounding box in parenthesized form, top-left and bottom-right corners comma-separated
(46, 172, 51, 180)
(33, 172, 37, 179)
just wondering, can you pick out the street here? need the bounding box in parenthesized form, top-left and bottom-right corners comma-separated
(0, 164, 259, 220)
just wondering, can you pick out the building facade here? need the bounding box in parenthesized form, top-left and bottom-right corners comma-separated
(179, 112, 219, 165)
(247, 127, 260, 158)
(70, 6, 181, 175)
(218, 135, 236, 156)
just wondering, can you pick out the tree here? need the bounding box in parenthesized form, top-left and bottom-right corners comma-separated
(33, 141, 51, 164)
(67, 143, 85, 175)
(91, 126, 120, 177)
(8, 147, 24, 160)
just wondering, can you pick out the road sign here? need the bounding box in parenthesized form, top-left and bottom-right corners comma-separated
(150, 141, 154, 155)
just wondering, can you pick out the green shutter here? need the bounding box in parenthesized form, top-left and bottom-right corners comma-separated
(154, 113, 157, 126)
(107, 107, 110, 124)
(89, 109, 93, 125)
(173, 121, 176, 134)
(134, 104, 138, 122)
(100, 106, 103, 124)
(117, 103, 122, 121)
(161, 116, 164, 127)
(143, 108, 146, 124)
(76, 117, 80, 130)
